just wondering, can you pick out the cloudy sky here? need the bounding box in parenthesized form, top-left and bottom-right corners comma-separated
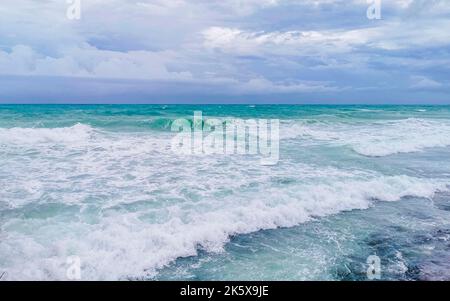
(0, 0, 449, 103)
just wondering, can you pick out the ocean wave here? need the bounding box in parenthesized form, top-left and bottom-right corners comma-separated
(0, 123, 94, 144)
(284, 118, 450, 156)
(0, 172, 447, 280)
(144, 117, 175, 131)
(1, 115, 450, 280)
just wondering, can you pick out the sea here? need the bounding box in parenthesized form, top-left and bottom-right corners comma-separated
(1, 104, 450, 280)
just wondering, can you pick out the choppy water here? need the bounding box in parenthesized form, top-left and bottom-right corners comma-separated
(1, 105, 450, 280)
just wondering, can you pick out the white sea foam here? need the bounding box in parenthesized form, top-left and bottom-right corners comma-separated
(0, 123, 94, 144)
(0, 139, 447, 280)
(0, 121, 449, 280)
(284, 118, 450, 156)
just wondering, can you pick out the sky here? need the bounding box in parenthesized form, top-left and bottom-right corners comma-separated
(0, 0, 449, 104)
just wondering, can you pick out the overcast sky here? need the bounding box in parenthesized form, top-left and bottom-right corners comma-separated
(0, 0, 449, 103)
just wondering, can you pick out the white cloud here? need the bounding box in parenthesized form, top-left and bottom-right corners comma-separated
(235, 77, 341, 94)
(0, 45, 192, 80)
(410, 75, 443, 89)
(202, 26, 377, 56)
(213, 0, 280, 15)
(203, 17, 450, 56)
(0, 0, 449, 97)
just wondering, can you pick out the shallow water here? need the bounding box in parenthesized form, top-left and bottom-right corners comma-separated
(0, 105, 449, 280)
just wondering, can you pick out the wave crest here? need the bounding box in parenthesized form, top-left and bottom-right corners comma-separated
(284, 118, 450, 156)
(1, 173, 447, 280)
(0, 123, 94, 144)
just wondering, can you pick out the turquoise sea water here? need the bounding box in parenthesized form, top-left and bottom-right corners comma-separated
(1, 105, 450, 280)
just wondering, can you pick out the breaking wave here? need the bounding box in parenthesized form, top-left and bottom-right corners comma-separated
(0, 123, 94, 144)
(284, 118, 450, 156)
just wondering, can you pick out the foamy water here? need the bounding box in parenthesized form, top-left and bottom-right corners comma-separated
(1, 105, 450, 280)
(284, 118, 450, 156)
